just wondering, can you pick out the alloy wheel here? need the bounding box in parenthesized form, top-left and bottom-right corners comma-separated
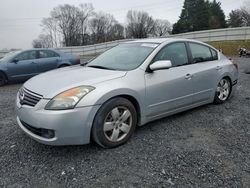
(103, 106, 132, 142)
(217, 79, 230, 101)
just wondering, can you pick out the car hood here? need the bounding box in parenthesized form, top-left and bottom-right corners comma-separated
(24, 65, 127, 98)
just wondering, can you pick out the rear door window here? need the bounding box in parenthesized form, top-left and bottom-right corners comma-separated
(189, 43, 213, 63)
(39, 50, 59, 58)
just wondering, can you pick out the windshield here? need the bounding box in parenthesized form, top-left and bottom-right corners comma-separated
(87, 42, 159, 71)
(0, 51, 20, 62)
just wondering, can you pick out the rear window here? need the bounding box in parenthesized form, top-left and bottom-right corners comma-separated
(39, 50, 59, 58)
(210, 48, 218, 60)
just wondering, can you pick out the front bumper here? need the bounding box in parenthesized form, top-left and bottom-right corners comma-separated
(16, 94, 100, 145)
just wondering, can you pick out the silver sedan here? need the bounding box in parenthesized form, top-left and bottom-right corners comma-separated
(15, 38, 238, 148)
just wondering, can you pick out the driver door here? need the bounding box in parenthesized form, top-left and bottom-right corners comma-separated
(145, 42, 195, 118)
(7, 50, 39, 80)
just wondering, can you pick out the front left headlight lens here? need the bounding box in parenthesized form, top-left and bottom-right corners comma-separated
(45, 86, 95, 110)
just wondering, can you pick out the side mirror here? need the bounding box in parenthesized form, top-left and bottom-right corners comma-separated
(149, 60, 172, 71)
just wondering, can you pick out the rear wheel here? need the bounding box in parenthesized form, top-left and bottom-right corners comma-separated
(91, 97, 137, 148)
(214, 78, 231, 104)
(0, 72, 7, 86)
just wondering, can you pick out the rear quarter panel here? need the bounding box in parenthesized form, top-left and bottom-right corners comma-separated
(60, 53, 79, 66)
(219, 53, 238, 84)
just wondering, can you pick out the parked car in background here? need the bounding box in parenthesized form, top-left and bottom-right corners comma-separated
(16, 38, 238, 148)
(0, 49, 80, 86)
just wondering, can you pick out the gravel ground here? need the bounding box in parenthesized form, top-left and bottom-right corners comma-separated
(0, 57, 250, 187)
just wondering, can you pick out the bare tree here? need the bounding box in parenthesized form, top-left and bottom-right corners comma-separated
(90, 12, 123, 43)
(32, 34, 53, 48)
(243, 0, 250, 13)
(41, 17, 60, 47)
(241, 10, 250, 26)
(50, 4, 82, 46)
(108, 23, 125, 41)
(32, 40, 43, 48)
(126, 10, 155, 38)
(228, 1, 250, 27)
(228, 8, 250, 27)
(154, 19, 172, 37)
(228, 9, 243, 27)
(78, 3, 94, 45)
(34, 4, 170, 47)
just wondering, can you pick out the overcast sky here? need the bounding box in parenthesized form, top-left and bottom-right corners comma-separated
(0, 0, 244, 49)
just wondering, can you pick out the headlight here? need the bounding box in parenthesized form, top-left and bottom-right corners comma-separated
(45, 86, 95, 110)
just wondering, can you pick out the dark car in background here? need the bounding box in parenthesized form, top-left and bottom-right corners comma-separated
(0, 49, 80, 86)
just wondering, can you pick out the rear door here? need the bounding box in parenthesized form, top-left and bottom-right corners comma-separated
(187, 42, 220, 103)
(7, 50, 39, 80)
(37, 50, 60, 73)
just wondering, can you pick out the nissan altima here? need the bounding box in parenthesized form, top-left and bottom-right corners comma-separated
(15, 38, 238, 148)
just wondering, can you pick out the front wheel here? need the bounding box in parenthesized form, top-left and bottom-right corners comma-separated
(214, 78, 231, 104)
(91, 97, 137, 148)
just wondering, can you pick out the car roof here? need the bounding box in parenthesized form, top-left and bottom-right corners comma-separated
(127, 37, 206, 44)
(126, 37, 217, 51)
(20, 48, 62, 54)
(24, 48, 56, 51)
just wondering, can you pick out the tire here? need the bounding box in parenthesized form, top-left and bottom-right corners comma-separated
(0, 72, 7, 86)
(58, 64, 69, 68)
(214, 78, 231, 104)
(91, 97, 137, 148)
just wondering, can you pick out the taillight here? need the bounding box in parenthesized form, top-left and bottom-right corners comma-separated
(229, 57, 238, 69)
(77, 56, 81, 64)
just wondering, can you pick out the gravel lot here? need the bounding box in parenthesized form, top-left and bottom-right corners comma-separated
(0, 57, 250, 187)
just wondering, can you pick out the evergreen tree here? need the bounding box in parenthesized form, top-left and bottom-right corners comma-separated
(172, 0, 226, 34)
(172, 0, 209, 34)
(208, 0, 227, 29)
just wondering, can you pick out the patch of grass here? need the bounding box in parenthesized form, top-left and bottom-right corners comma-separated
(207, 40, 250, 56)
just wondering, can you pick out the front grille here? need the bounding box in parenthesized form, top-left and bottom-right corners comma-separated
(21, 120, 55, 139)
(19, 87, 43, 107)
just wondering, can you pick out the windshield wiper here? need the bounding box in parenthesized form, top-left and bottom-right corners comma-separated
(87, 65, 116, 70)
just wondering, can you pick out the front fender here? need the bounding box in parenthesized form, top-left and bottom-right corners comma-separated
(77, 86, 144, 108)
(76, 78, 146, 118)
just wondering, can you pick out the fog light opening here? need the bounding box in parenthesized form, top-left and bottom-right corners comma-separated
(41, 129, 55, 139)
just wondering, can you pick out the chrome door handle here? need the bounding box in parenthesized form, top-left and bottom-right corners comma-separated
(216, 66, 222, 70)
(185, 74, 193, 79)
